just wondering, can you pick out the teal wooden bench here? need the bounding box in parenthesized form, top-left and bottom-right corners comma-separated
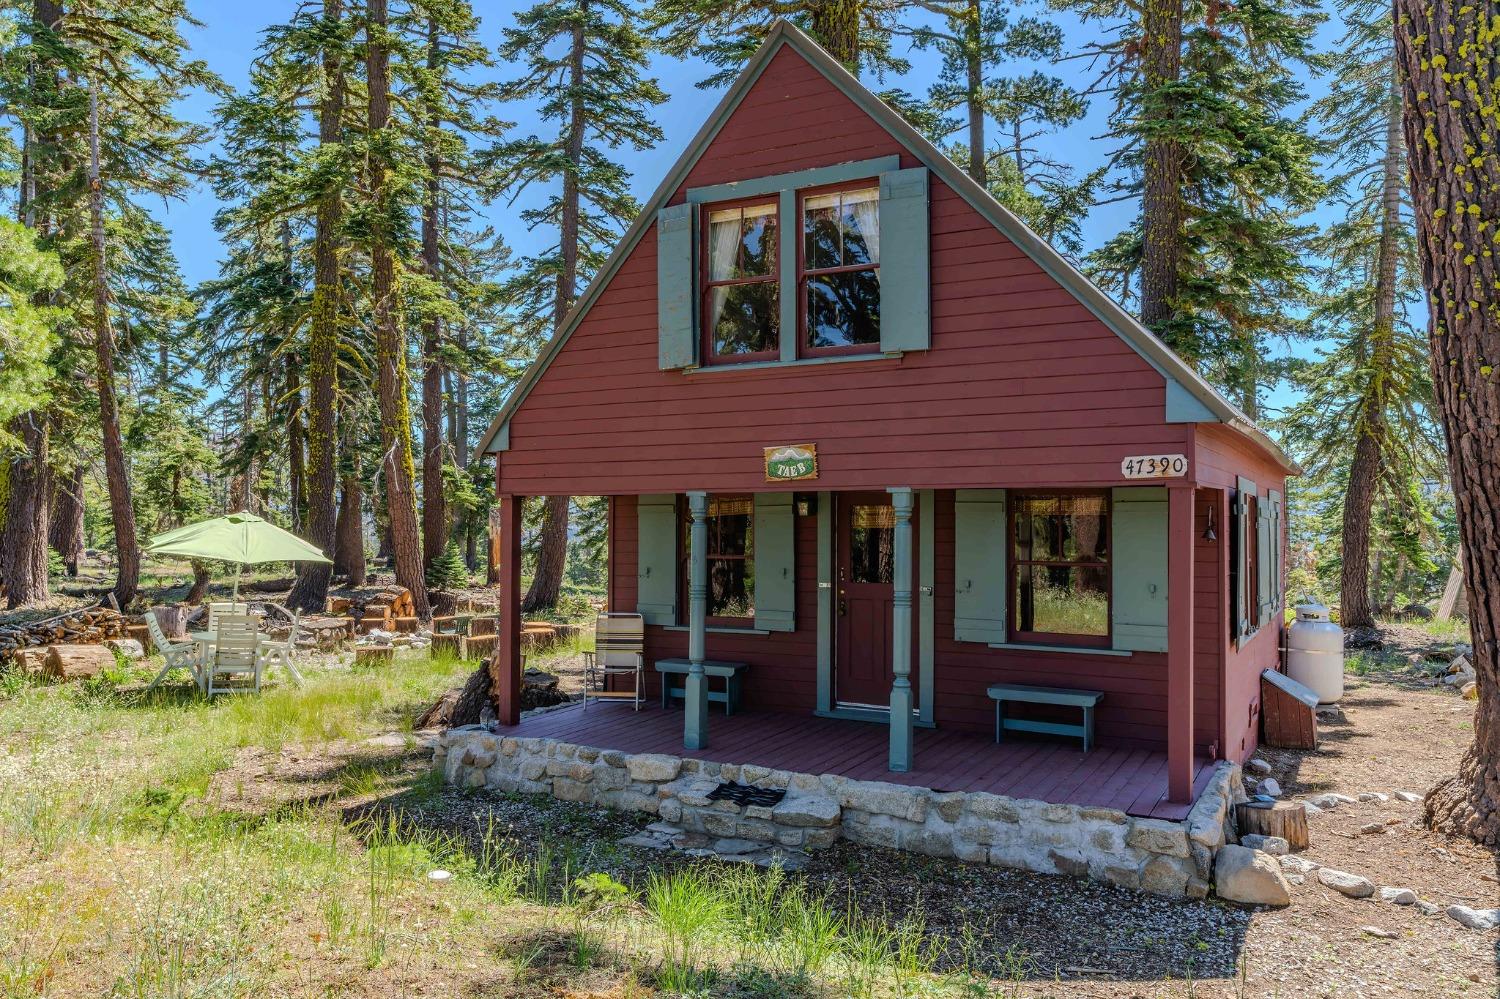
(986, 683, 1105, 752)
(655, 659, 749, 716)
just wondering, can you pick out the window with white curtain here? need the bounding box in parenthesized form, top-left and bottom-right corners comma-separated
(802, 186, 880, 353)
(703, 200, 779, 362)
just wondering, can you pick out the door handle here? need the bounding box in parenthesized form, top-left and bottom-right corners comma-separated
(838, 599, 847, 617)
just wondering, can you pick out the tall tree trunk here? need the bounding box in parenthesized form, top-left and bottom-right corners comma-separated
(186, 559, 210, 604)
(1138, 0, 1185, 336)
(287, 0, 346, 613)
(522, 21, 587, 611)
(1, 416, 51, 607)
(962, 0, 986, 187)
(367, 0, 430, 617)
(334, 470, 366, 585)
(1339, 80, 1405, 631)
(809, 0, 861, 70)
(1396, 0, 1500, 845)
(286, 370, 306, 531)
(88, 80, 138, 608)
(419, 16, 448, 571)
(48, 463, 83, 576)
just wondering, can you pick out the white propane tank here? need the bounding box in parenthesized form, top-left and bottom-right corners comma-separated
(1287, 602, 1344, 704)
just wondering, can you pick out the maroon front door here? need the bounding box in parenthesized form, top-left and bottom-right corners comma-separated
(836, 492, 897, 708)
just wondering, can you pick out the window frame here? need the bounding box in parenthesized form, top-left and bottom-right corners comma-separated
(677, 494, 757, 627)
(1007, 490, 1113, 649)
(700, 196, 782, 366)
(797, 180, 883, 359)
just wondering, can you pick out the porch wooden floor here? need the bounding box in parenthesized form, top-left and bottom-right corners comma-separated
(507, 702, 1215, 820)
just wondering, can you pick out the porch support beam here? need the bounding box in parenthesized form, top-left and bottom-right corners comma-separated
(1167, 483, 1196, 801)
(888, 487, 915, 772)
(495, 493, 523, 727)
(684, 490, 710, 750)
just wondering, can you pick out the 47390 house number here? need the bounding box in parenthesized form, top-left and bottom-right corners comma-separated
(1121, 454, 1188, 479)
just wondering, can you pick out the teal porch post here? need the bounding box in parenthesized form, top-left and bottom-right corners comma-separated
(685, 491, 710, 750)
(888, 487, 915, 771)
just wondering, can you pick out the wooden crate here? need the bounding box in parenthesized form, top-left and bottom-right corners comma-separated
(1261, 669, 1318, 749)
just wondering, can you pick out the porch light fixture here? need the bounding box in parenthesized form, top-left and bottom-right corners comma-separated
(1203, 504, 1217, 542)
(795, 494, 817, 517)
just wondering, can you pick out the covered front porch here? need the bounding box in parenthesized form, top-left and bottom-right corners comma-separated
(508, 700, 1218, 820)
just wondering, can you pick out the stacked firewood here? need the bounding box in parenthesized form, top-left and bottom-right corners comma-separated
(0, 604, 129, 658)
(329, 585, 416, 632)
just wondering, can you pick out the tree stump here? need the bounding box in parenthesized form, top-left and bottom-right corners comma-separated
(1235, 801, 1310, 851)
(431, 633, 463, 657)
(43, 644, 115, 682)
(465, 634, 498, 661)
(148, 605, 190, 639)
(354, 646, 395, 667)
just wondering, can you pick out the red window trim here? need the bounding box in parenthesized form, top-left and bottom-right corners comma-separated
(797, 181, 882, 360)
(700, 196, 780, 366)
(1008, 490, 1112, 648)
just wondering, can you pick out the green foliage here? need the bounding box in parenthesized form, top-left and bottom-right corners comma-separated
(0, 218, 61, 446)
(426, 540, 468, 590)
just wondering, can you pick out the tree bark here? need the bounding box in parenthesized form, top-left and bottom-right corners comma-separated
(334, 471, 366, 585)
(1, 415, 51, 607)
(1137, 0, 1185, 336)
(419, 15, 448, 572)
(523, 495, 568, 612)
(962, 0, 986, 187)
(809, 0, 861, 71)
(1395, 0, 1500, 845)
(88, 80, 138, 609)
(367, 0, 430, 618)
(186, 559, 211, 604)
(1339, 79, 1405, 632)
(48, 462, 83, 576)
(287, 0, 345, 613)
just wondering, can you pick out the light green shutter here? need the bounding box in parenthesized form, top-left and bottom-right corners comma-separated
(1256, 489, 1273, 628)
(1111, 487, 1169, 652)
(1269, 488, 1284, 617)
(954, 489, 1007, 643)
(753, 493, 796, 632)
(657, 203, 696, 370)
(636, 494, 678, 625)
(877, 167, 930, 354)
(1233, 476, 1255, 639)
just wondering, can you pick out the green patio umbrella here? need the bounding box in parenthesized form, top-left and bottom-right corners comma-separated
(144, 512, 331, 601)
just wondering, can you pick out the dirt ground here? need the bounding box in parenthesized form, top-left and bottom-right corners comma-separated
(148, 624, 1500, 996)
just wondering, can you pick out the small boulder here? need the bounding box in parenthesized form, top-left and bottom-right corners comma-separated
(1361, 925, 1397, 939)
(1358, 822, 1386, 835)
(1280, 855, 1319, 875)
(1393, 790, 1423, 803)
(1254, 777, 1282, 798)
(1357, 792, 1388, 802)
(1378, 887, 1417, 905)
(1447, 905, 1500, 931)
(1214, 845, 1291, 907)
(1462, 681, 1477, 700)
(1317, 867, 1376, 898)
(1239, 834, 1289, 856)
(105, 638, 146, 660)
(1246, 758, 1273, 776)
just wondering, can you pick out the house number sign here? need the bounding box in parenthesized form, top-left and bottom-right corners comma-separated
(1121, 453, 1188, 479)
(765, 443, 818, 482)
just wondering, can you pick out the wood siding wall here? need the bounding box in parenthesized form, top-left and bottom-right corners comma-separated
(497, 46, 1188, 497)
(612, 491, 1224, 752)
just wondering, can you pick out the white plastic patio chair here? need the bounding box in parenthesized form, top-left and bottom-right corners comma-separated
(207, 601, 249, 631)
(206, 613, 261, 696)
(257, 604, 305, 686)
(143, 610, 204, 692)
(582, 613, 644, 710)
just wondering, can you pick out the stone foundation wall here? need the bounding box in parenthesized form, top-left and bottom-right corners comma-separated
(436, 725, 1244, 899)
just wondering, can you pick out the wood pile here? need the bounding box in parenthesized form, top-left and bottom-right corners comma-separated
(332, 585, 417, 632)
(0, 604, 130, 659)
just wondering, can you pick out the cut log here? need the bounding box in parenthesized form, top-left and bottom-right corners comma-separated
(431, 633, 463, 657)
(393, 616, 420, 634)
(465, 633, 498, 660)
(1235, 800, 1310, 851)
(354, 646, 395, 667)
(43, 644, 115, 682)
(328, 596, 353, 614)
(1261, 669, 1318, 749)
(147, 605, 189, 639)
(468, 615, 498, 637)
(15, 647, 49, 676)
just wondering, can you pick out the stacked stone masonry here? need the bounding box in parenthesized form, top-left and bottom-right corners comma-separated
(436, 725, 1244, 899)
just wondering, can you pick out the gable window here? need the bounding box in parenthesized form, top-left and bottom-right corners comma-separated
(680, 495, 756, 622)
(1010, 493, 1110, 646)
(703, 201, 779, 362)
(802, 186, 880, 354)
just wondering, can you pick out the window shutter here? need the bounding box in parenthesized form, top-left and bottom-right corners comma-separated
(753, 493, 796, 632)
(657, 203, 696, 370)
(877, 167, 930, 354)
(636, 494, 678, 624)
(1233, 476, 1255, 640)
(1268, 488, 1284, 616)
(1256, 491, 1273, 627)
(953, 489, 1006, 643)
(1111, 487, 1169, 652)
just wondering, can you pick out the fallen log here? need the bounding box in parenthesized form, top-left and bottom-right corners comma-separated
(44, 644, 115, 682)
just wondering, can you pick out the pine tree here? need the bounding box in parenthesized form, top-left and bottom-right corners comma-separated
(1395, 0, 1500, 844)
(426, 539, 467, 590)
(495, 0, 665, 611)
(1279, 0, 1441, 630)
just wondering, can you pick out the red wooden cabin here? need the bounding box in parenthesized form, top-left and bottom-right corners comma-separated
(478, 22, 1296, 816)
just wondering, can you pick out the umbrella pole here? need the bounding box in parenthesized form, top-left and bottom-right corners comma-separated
(233, 564, 242, 603)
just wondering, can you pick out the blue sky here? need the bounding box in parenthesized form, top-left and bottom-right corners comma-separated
(165, 0, 1341, 416)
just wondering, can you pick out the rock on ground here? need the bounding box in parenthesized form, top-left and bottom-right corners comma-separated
(1393, 790, 1423, 803)
(1317, 867, 1376, 898)
(1246, 758, 1272, 776)
(1214, 845, 1291, 907)
(1378, 887, 1417, 905)
(1254, 777, 1282, 798)
(1240, 834, 1289, 856)
(1446, 905, 1500, 931)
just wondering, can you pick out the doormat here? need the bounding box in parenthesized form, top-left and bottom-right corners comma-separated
(707, 781, 786, 808)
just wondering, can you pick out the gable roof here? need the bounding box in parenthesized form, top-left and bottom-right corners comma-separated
(476, 20, 1298, 475)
